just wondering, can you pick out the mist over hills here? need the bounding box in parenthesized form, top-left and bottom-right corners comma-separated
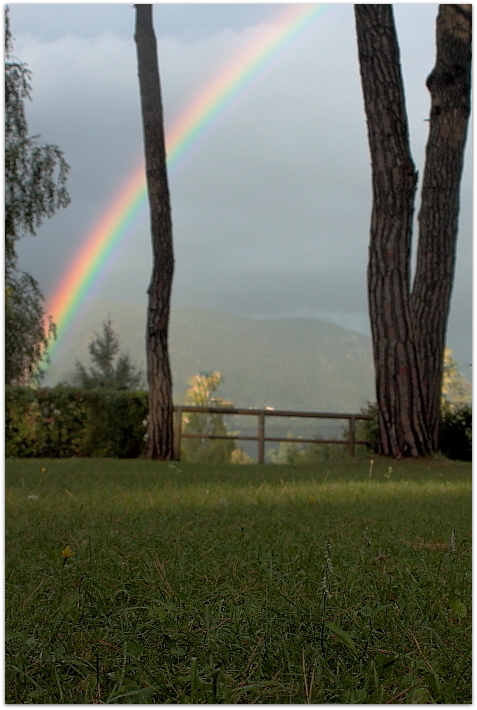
(44, 300, 375, 415)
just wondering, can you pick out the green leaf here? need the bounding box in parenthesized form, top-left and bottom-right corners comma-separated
(423, 672, 441, 696)
(325, 621, 357, 656)
(410, 686, 433, 703)
(125, 641, 146, 657)
(374, 651, 398, 668)
(448, 598, 467, 619)
(26, 690, 47, 700)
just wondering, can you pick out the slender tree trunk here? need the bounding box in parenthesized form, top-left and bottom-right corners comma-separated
(355, 4, 471, 458)
(411, 4, 472, 450)
(134, 4, 175, 459)
(355, 4, 431, 457)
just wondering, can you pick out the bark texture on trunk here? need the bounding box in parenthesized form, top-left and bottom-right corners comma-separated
(135, 4, 175, 460)
(355, 4, 431, 457)
(412, 4, 472, 450)
(354, 4, 471, 458)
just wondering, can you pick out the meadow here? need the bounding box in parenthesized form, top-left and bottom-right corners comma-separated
(5, 456, 471, 703)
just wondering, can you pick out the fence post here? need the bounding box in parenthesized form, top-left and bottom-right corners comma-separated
(257, 412, 265, 464)
(348, 415, 356, 457)
(173, 406, 182, 461)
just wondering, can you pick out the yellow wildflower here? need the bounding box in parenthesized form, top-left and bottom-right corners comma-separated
(61, 546, 75, 560)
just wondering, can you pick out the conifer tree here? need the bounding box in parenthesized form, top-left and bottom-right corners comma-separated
(73, 317, 143, 390)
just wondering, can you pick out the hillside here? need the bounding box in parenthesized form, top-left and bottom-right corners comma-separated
(43, 300, 375, 420)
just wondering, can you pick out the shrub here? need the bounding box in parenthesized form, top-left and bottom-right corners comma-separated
(269, 434, 348, 465)
(355, 403, 379, 454)
(5, 386, 148, 458)
(357, 401, 472, 461)
(439, 405, 472, 461)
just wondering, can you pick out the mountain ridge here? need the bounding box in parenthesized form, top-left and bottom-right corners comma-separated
(43, 300, 375, 414)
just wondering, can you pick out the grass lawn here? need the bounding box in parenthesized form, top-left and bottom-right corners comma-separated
(5, 456, 471, 703)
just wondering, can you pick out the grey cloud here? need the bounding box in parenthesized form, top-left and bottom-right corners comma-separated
(10, 3, 472, 373)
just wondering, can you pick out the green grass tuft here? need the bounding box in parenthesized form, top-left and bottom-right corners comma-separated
(6, 457, 471, 703)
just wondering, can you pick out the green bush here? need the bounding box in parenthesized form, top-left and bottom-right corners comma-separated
(5, 387, 148, 458)
(357, 401, 472, 461)
(439, 405, 472, 461)
(355, 403, 379, 454)
(269, 433, 348, 464)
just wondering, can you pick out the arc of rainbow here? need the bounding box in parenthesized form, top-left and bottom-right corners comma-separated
(45, 4, 331, 364)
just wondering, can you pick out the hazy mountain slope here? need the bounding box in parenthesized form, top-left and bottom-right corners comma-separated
(44, 300, 375, 414)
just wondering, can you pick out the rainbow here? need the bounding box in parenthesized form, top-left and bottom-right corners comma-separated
(44, 4, 332, 364)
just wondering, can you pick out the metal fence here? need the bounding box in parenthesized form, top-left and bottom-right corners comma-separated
(173, 405, 373, 463)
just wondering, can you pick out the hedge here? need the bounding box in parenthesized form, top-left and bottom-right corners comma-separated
(6, 387, 472, 461)
(5, 387, 148, 458)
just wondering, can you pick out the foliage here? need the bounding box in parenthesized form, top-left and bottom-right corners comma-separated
(270, 434, 348, 465)
(269, 435, 306, 465)
(5, 8, 70, 384)
(438, 352, 472, 460)
(5, 386, 148, 458)
(71, 317, 144, 390)
(5, 270, 56, 385)
(356, 403, 380, 454)
(5, 458, 471, 703)
(181, 372, 238, 463)
(230, 447, 253, 464)
(441, 348, 472, 410)
(439, 405, 472, 462)
(5, 8, 70, 253)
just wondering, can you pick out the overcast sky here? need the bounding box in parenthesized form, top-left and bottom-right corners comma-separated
(9, 3, 473, 373)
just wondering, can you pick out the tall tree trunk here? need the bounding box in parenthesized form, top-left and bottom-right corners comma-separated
(355, 4, 471, 457)
(134, 4, 175, 460)
(411, 4, 472, 450)
(354, 4, 431, 457)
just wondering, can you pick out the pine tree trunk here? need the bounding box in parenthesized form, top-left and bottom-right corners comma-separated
(354, 4, 431, 457)
(355, 4, 471, 458)
(411, 4, 472, 450)
(134, 5, 175, 460)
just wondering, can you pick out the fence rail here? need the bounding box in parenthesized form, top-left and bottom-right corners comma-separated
(173, 406, 373, 463)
